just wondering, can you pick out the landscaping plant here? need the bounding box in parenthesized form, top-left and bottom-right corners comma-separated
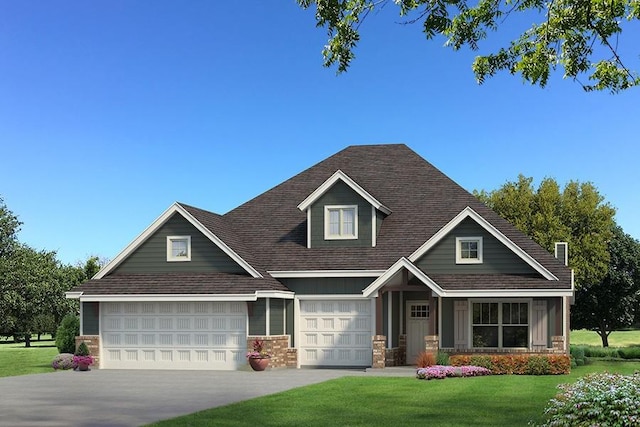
(415, 351, 436, 368)
(416, 365, 491, 380)
(51, 353, 75, 370)
(538, 372, 640, 426)
(55, 314, 79, 354)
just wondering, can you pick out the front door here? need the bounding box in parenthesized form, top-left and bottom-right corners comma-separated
(406, 301, 430, 365)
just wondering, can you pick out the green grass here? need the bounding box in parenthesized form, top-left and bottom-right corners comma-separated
(0, 335, 59, 377)
(149, 361, 640, 427)
(571, 329, 640, 347)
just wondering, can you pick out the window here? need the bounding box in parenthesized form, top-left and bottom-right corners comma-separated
(167, 236, 191, 262)
(472, 301, 529, 348)
(410, 304, 429, 319)
(456, 237, 483, 264)
(324, 205, 358, 239)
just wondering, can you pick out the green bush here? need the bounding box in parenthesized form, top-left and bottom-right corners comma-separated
(618, 346, 640, 359)
(75, 341, 90, 356)
(55, 315, 79, 354)
(570, 345, 586, 366)
(527, 356, 551, 375)
(582, 346, 620, 358)
(436, 351, 449, 366)
(538, 373, 640, 426)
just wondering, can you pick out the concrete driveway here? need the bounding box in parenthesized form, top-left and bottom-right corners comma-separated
(0, 367, 414, 426)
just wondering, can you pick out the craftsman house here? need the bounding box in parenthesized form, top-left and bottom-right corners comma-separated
(67, 144, 573, 370)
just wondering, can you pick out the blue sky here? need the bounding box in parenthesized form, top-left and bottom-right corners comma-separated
(1, 1, 638, 265)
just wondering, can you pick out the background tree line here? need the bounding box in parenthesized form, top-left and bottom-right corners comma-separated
(0, 197, 104, 347)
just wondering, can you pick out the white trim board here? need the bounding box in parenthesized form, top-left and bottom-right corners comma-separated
(268, 270, 385, 278)
(362, 257, 446, 298)
(93, 203, 262, 279)
(409, 206, 558, 281)
(297, 170, 392, 215)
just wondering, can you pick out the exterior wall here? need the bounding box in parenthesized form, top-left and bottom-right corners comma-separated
(415, 217, 539, 275)
(309, 181, 373, 248)
(269, 299, 285, 335)
(113, 213, 246, 274)
(248, 299, 267, 335)
(372, 335, 386, 368)
(279, 277, 374, 294)
(247, 335, 295, 368)
(75, 336, 100, 367)
(82, 302, 99, 335)
(440, 298, 457, 348)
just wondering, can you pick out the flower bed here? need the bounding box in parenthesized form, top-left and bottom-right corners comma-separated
(416, 365, 491, 380)
(449, 354, 571, 375)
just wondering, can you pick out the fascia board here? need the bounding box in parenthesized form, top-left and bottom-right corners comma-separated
(362, 258, 446, 297)
(409, 206, 558, 281)
(65, 291, 83, 299)
(441, 289, 574, 297)
(254, 290, 296, 299)
(78, 294, 259, 302)
(268, 270, 386, 278)
(297, 170, 392, 215)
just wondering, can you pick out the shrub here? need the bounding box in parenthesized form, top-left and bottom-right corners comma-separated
(436, 351, 449, 366)
(619, 346, 640, 359)
(583, 346, 620, 358)
(449, 354, 570, 375)
(75, 341, 90, 356)
(415, 351, 436, 367)
(55, 315, 79, 354)
(416, 365, 491, 380)
(570, 345, 586, 366)
(51, 353, 75, 370)
(538, 373, 640, 426)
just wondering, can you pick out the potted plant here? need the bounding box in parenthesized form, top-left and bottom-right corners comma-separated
(73, 342, 94, 371)
(246, 339, 271, 371)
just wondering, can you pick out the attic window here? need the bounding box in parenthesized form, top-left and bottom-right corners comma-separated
(456, 237, 483, 264)
(167, 236, 191, 262)
(324, 205, 358, 240)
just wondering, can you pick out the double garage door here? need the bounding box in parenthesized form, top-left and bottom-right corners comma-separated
(298, 299, 373, 367)
(101, 301, 246, 370)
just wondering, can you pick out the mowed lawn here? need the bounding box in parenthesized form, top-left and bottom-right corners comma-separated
(0, 335, 59, 377)
(149, 361, 640, 427)
(571, 329, 640, 347)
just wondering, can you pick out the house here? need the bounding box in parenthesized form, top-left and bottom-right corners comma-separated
(67, 144, 574, 370)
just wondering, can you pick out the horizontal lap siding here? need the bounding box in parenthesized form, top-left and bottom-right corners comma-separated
(280, 277, 374, 294)
(113, 214, 246, 274)
(415, 218, 539, 275)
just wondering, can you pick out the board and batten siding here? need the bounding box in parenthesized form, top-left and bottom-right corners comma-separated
(279, 277, 375, 295)
(414, 217, 539, 275)
(82, 302, 100, 335)
(309, 181, 373, 248)
(113, 213, 246, 274)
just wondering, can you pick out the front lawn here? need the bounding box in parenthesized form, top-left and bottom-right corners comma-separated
(571, 329, 640, 347)
(0, 335, 59, 377)
(149, 361, 640, 427)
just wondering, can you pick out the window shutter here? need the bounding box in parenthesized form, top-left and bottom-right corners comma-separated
(532, 300, 548, 348)
(454, 301, 469, 349)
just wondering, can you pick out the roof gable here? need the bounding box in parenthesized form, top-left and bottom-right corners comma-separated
(297, 169, 392, 215)
(408, 206, 558, 281)
(94, 203, 262, 279)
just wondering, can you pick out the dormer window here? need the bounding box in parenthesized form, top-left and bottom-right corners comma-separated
(325, 205, 358, 240)
(167, 236, 191, 262)
(456, 237, 483, 264)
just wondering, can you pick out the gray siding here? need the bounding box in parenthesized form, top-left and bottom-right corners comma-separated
(279, 277, 374, 294)
(249, 299, 266, 335)
(310, 181, 373, 248)
(441, 298, 456, 348)
(415, 217, 539, 275)
(113, 213, 247, 274)
(269, 299, 285, 335)
(286, 299, 294, 345)
(83, 302, 99, 335)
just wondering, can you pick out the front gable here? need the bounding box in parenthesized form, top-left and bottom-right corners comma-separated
(112, 213, 248, 275)
(413, 217, 541, 275)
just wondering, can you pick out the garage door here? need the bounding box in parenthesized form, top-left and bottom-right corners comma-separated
(299, 299, 373, 367)
(101, 301, 247, 370)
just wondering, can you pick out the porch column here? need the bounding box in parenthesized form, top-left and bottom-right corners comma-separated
(428, 290, 436, 335)
(376, 294, 383, 335)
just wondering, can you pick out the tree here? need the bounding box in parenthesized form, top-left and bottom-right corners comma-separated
(475, 175, 616, 288)
(0, 197, 21, 258)
(296, 0, 640, 93)
(572, 225, 640, 346)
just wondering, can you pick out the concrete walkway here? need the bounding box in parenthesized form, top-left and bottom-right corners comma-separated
(0, 367, 416, 426)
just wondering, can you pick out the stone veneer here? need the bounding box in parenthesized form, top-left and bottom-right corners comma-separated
(75, 335, 101, 367)
(247, 335, 296, 368)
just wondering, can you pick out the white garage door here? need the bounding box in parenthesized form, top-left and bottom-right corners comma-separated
(101, 301, 247, 370)
(299, 299, 373, 367)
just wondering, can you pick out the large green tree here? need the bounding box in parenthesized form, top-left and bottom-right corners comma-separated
(297, 0, 640, 92)
(572, 225, 640, 346)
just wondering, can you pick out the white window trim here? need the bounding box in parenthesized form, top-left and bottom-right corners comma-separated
(166, 235, 191, 262)
(324, 205, 358, 240)
(456, 236, 483, 264)
(469, 298, 532, 349)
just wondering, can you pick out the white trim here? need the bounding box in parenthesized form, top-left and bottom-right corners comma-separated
(268, 270, 385, 278)
(455, 236, 483, 264)
(409, 206, 558, 281)
(294, 296, 301, 369)
(255, 290, 296, 299)
(297, 169, 392, 215)
(74, 290, 295, 303)
(438, 296, 443, 349)
(79, 301, 84, 335)
(371, 205, 377, 248)
(294, 294, 368, 300)
(324, 205, 358, 240)
(94, 203, 262, 279)
(555, 242, 569, 266)
(362, 257, 446, 298)
(266, 297, 270, 336)
(65, 291, 83, 299)
(442, 289, 574, 297)
(166, 235, 191, 262)
(307, 209, 312, 249)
